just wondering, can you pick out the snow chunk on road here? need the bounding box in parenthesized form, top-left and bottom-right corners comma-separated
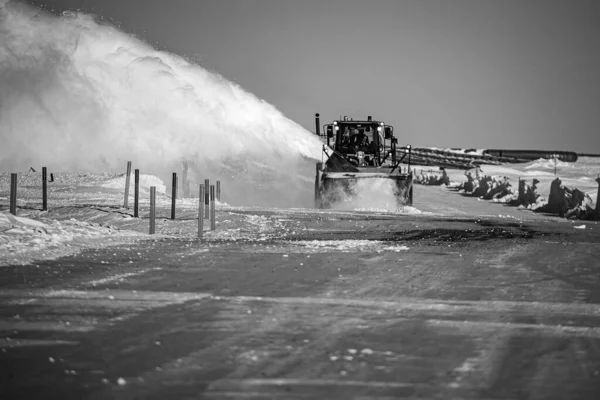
(292, 239, 409, 252)
(354, 206, 422, 214)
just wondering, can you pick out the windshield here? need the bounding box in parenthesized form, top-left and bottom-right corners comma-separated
(338, 123, 379, 152)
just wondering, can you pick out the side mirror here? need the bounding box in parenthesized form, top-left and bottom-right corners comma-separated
(326, 125, 334, 138)
(384, 126, 393, 139)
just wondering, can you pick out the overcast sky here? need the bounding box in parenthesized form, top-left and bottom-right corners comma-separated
(25, 0, 600, 152)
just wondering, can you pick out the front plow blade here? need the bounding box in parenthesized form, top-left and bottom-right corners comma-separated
(315, 170, 413, 209)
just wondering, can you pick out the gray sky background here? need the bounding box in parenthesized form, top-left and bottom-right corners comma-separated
(25, 0, 600, 152)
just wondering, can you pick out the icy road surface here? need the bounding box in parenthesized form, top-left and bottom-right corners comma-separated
(1, 173, 600, 399)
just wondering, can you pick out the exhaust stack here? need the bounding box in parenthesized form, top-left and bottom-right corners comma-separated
(315, 113, 320, 136)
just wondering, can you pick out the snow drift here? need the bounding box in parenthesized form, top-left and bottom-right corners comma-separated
(0, 211, 137, 266)
(0, 1, 322, 207)
(414, 169, 450, 186)
(458, 170, 514, 201)
(454, 169, 599, 220)
(537, 178, 596, 219)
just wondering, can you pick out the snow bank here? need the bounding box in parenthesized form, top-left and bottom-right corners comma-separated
(414, 169, 450, 186)
(511, 178, 545, 209)
(455, 169, 599, 220)
(536, 178, 596, 219)
(0, 211, 140, 265)
(458, 170, 515, 202)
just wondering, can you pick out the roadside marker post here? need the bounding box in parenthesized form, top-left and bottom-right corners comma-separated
(210, 185, 216, 231)
(518, 178, 524, 203)
(42, 167, 48, 211)
(124, 161, 132, 208)
(314, 162, 323, 208)
(134, 169, 139, 218)
(149, 186, 156, 234)
(216, 181, 221, 202)
(171, 173, 177, 220)
(595, 176, 600, 221)
(9, 173, 17, 215)
(198, 184, 205, 238)
(204, 179, 210, 219)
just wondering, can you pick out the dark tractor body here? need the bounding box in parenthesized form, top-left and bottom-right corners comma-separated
(313, 114, 414, 209)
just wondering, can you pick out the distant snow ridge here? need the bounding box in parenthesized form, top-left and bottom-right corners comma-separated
(525, 159, 574, 171)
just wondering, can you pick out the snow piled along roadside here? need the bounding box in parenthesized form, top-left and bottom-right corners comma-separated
(0, 212, 142, 266)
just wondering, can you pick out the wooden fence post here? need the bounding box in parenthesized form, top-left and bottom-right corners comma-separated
(204, 178, 210, 219)
(210, 185, 216, 230)
(10, 173, 17, 215)
(171, 172, 177, 220)
(124, 161, 132, 208)
(518, 178, 523, 204)
(314, 162, 322, 208)
(42, 167, 48, 211)
(595, 177, 600, 221)
(149, 186, 156, 234)
(198, 184, 205, 238)
(134, 169, 139, 218)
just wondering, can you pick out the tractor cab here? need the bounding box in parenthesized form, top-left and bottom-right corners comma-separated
(319, 115, 395, 167)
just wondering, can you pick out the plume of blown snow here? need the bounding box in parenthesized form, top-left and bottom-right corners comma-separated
(0, 1, 322, 206)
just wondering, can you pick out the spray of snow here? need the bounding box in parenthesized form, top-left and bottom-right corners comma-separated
(101, 174, 166, 194)
(0, 1, 322, 206)
(323, 178, 415, 212)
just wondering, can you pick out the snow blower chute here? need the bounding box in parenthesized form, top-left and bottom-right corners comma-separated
(313, 114, 414, 209)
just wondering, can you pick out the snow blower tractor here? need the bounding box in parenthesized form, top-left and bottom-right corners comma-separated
(313, 113, 413, 209)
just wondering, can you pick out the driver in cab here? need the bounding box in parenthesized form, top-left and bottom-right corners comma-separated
(351, 128, 369, 151)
